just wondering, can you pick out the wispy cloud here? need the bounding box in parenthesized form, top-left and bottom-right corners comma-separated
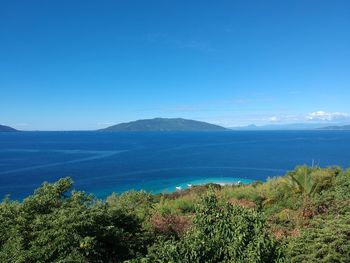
(265, 114, 301, 123)
(306, 111, 349, 121)
(268, 116, 279, 122)
(264, 111, 350, 124)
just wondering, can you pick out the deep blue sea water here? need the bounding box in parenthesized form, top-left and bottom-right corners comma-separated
(0, 131, 350, 200)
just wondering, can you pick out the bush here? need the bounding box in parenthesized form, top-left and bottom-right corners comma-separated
(0, 178, 148, 263)
(285, 214, 350, 262)
(150, 213, 192, 237)
(143, 191, 283, 262)
(1, 165, 349, 262)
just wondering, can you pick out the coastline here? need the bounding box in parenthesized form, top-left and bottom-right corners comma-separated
(154, 177, 254, 194)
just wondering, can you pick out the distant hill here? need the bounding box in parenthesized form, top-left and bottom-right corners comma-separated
(318, 125, 350, 130)
(0, 124, 18, 132)
(100, 118, 228, 132)
(230, 123, 335, 130)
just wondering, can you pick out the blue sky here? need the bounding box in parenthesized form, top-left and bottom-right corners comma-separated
(1, 0, 350, 130)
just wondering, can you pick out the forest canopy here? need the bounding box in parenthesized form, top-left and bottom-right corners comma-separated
(0, 165, 349, 262)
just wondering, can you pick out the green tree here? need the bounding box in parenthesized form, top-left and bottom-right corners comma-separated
(0, 178, 148, 263)
(282, 166, 338, 198)
(142, 191, 283, 263)
(285, 214, 350, 263)
(285, 168, 350, 262)
(107, 190, 155, 223)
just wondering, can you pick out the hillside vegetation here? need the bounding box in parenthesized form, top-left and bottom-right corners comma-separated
(1, 166, 349, 262)
(100, 118, 228, 132)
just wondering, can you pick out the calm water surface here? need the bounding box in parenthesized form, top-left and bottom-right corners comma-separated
(0, 131, 349, 199)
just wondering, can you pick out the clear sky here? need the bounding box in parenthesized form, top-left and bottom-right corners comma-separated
(1, 0, 350, 130)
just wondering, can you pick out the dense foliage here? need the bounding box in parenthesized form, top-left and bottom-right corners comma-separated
(0, 165, 349, 262)
(101, 118, 227, 132)
(141, 192, 282, 263)
(0, 178, 149, 262)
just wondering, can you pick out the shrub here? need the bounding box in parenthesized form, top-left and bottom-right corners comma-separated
(0, 178, 148, 263)
(143, 191, 283, 263)
(285, 214, 350, 263)
(150, 213, 192, 237)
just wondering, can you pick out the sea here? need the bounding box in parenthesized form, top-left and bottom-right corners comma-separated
(0, 131, 349, 200)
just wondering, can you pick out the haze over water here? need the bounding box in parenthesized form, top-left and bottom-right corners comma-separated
(1, 130, 349, 200)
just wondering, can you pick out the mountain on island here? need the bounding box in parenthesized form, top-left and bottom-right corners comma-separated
(100, 118, 228, 132)
(318, 124, 350, 130)
(230, 123, 336, 130)
(0, 124, 18, 132)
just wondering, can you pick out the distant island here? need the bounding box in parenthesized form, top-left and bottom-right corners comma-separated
(230, 123, 333, 130)
(230, 123, 350, 131)
(0, 124, 18, 132)
(100, 118, 228, 132)
(318, 124, 350, 130)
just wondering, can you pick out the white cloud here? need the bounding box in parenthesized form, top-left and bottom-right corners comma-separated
(264, 114, 301, 123)
(268, 116, 279, 122)
(306, 111, 349, 121)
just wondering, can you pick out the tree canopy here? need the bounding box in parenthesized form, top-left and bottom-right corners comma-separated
(0, 166, 349, 262)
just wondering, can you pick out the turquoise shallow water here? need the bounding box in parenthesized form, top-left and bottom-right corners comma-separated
(0, 131, 350, 199)
(154, 177, 254, 194)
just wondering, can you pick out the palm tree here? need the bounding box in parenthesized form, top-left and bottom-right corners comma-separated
(282, 166, 338, 198)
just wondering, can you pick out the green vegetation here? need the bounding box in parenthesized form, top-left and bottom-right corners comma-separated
(100, 118, 228, 132)
(1, 166, 349, 262)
